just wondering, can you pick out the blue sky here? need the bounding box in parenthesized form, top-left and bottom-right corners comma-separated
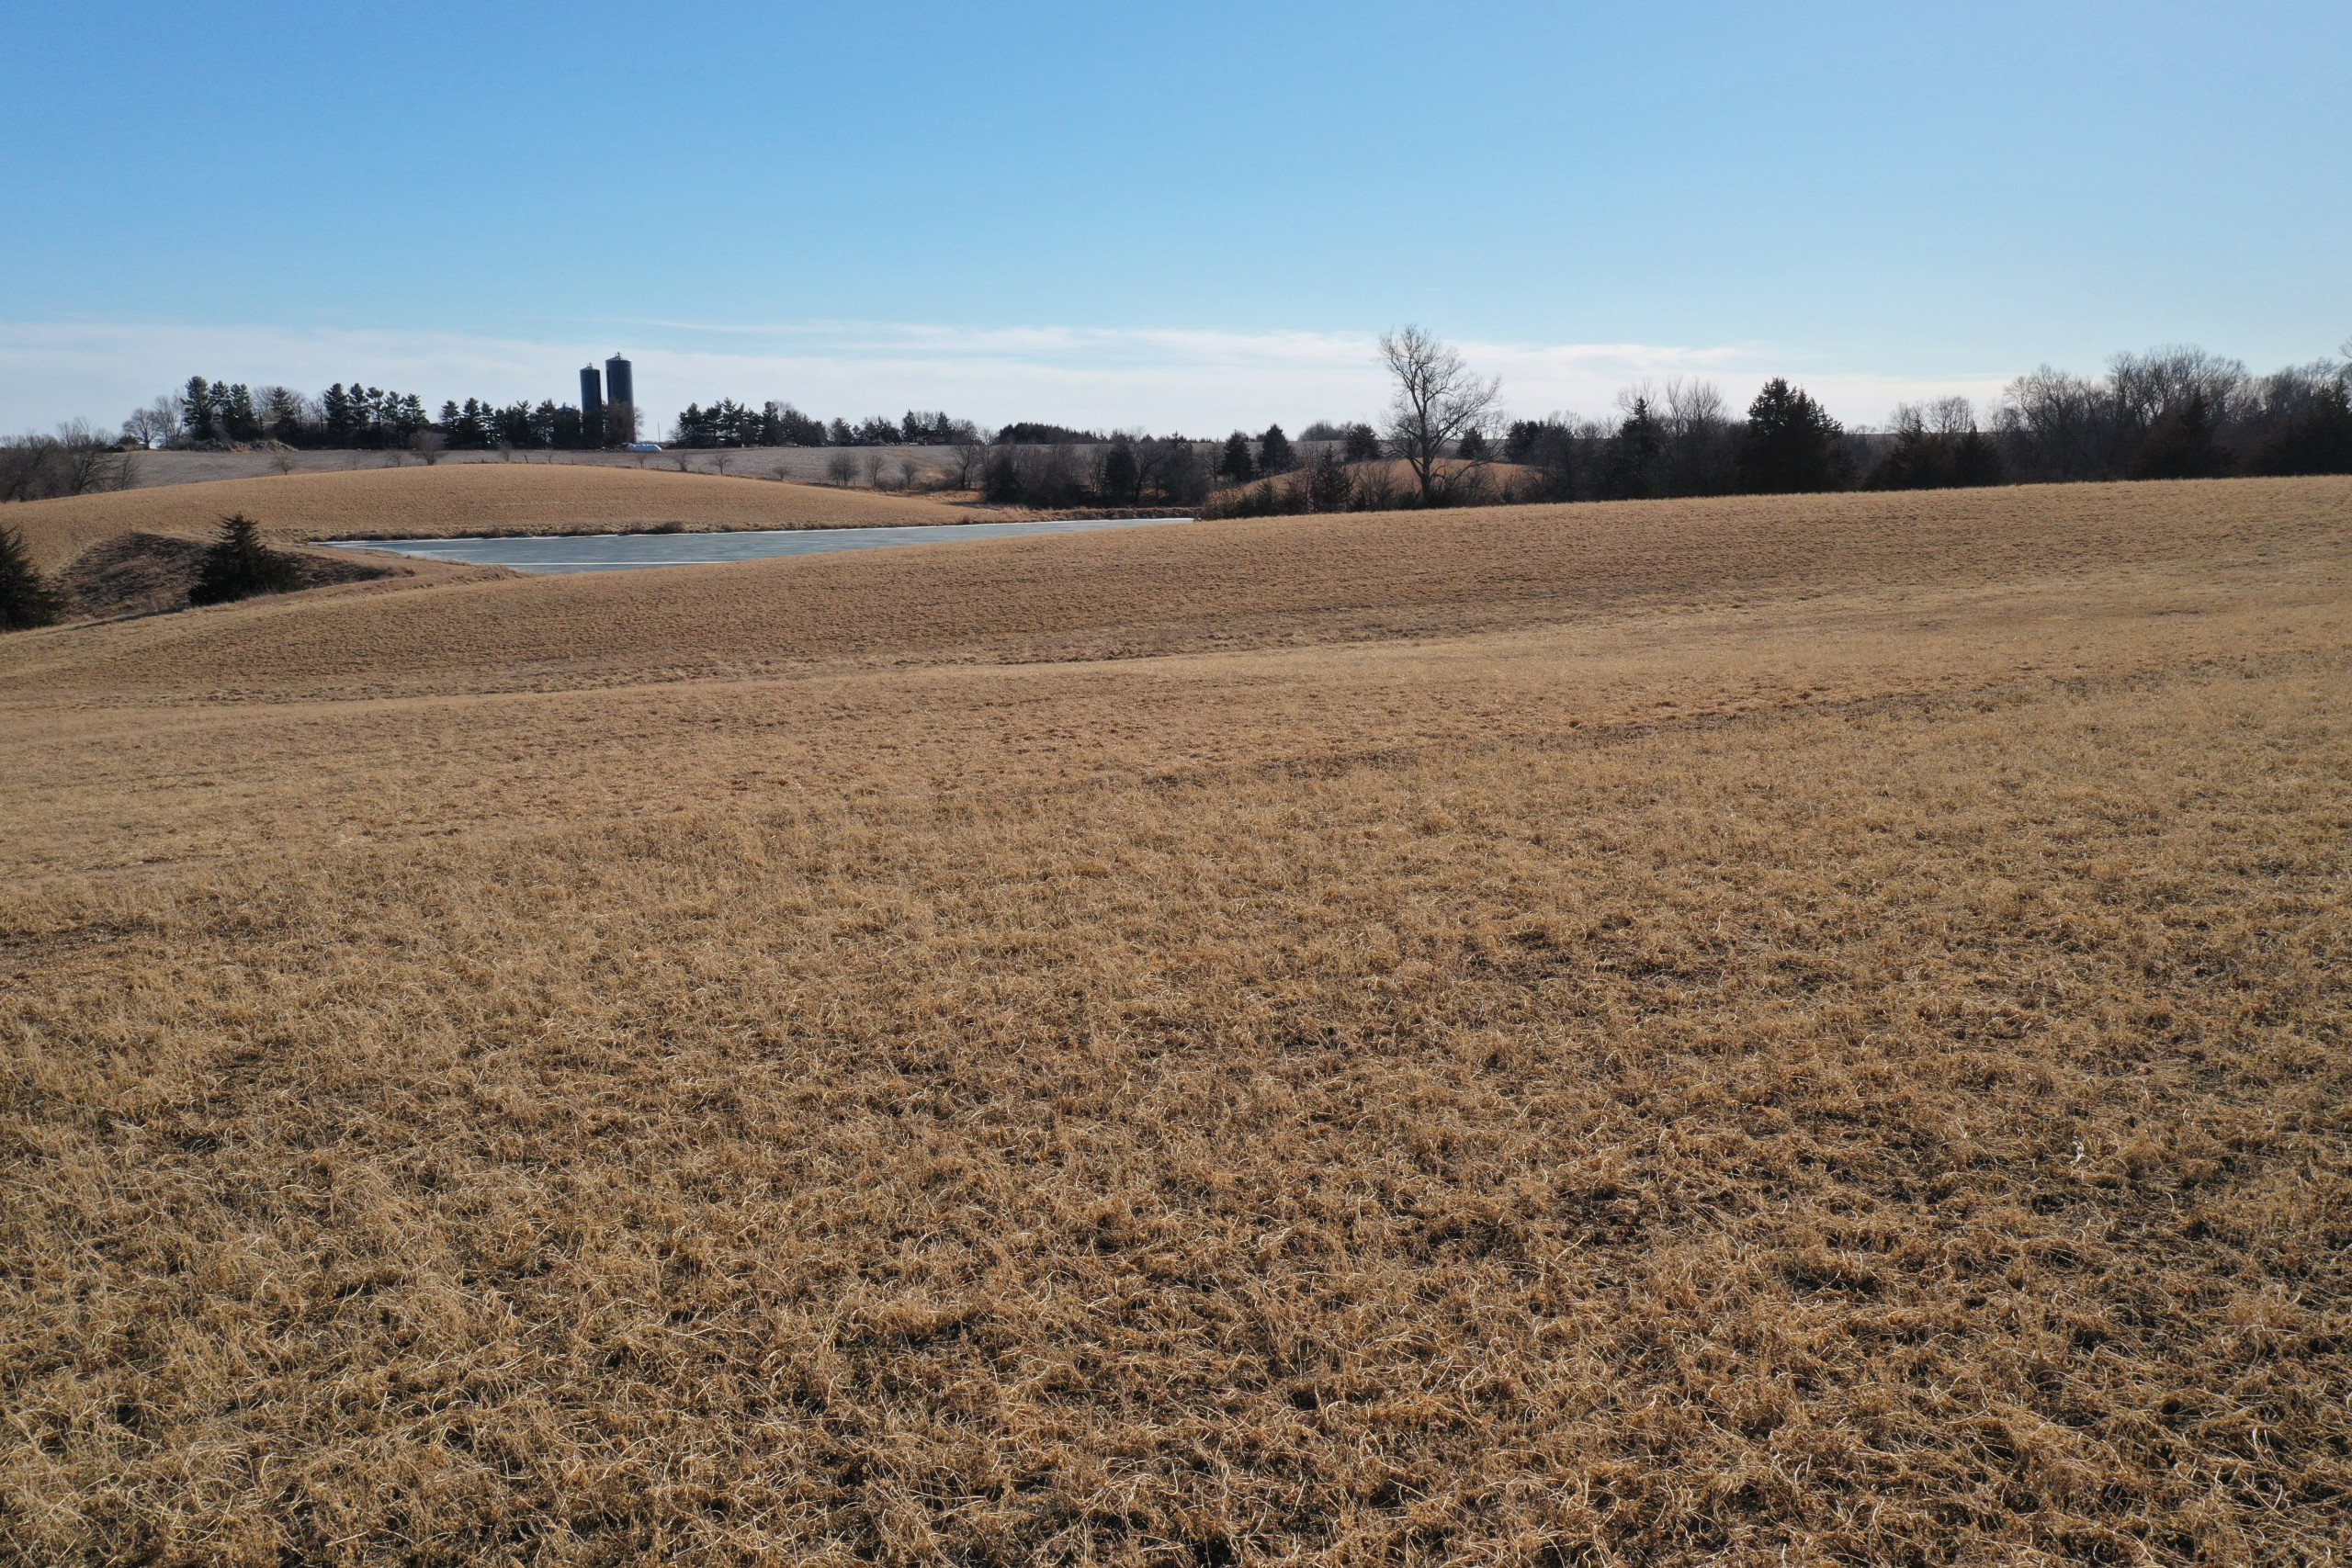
(5, 1, 2346, 434)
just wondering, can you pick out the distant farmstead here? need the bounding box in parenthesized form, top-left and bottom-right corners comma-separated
(579, 355, 634, 446)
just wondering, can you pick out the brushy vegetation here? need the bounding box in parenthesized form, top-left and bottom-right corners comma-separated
(2, 476, 2347, 1564)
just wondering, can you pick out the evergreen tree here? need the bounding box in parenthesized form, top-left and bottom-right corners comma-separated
(182, 376, 217, 442)
(1342, 423, 1384, 462)
(1867, 409, 1944, 491)
(263, 387, 307, 444)
(1216, 431, 1255, 484)
(1512, 421, 1581, 501)
(190, 514, 307, 605)
(1258, 423, 1295, 474)
(1603, 398, 1665, 499)
(1303, 446, 1351, 511)
(1950, 428, 2007, 487)
(1099, 436, 1140, 503)
(1736, 378, 1848, 493)
(0, 525, 63, 631)
(1456, 427, 1490, 462)
(2132, 389, 2233, 479)
(2256, 381, 2352, 475)
(352, 384, 382, 446)
(322, 384, 355, 446)
(221, 383, 261, 441)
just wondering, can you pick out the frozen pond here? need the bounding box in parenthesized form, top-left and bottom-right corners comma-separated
(322, 516, 1193, 573)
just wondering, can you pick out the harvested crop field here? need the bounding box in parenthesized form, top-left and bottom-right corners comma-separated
(3, 477, 2348, 1565)
(7, 463, 973, 573)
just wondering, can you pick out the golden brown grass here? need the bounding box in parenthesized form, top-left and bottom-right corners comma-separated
(3, 478, 2348, 1564)
(6, 462, 972, 572)
(3, 475, 2340, 701)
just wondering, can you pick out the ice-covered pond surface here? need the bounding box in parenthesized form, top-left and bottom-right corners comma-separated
(322, 516, 1194, 573)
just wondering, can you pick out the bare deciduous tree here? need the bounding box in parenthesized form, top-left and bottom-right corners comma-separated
(1656, 378, 1736, 496)
(410, 429, 447, 466)
(899, 456, 922, 491)
(862, 452, 886, 489)
(948, 435, 991, 491)
(121, 398, 178, 450)
(1379, 325, 1501, 502)
(710, 450, 733, 477)
(826, 453, 858, 487)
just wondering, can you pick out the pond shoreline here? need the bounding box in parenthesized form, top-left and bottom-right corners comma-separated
(320, 516, 1196, 573)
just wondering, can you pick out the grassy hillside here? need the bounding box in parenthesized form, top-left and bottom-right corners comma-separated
(6, 461, 973, 571)
(1, 476, 2340, 699)
(112, 446, 971, 492)
(3, 478, 2347, 1564)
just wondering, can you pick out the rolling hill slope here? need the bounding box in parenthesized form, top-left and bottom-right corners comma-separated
(6, 461, 973, 572)
(3, 477, 2347, 1565)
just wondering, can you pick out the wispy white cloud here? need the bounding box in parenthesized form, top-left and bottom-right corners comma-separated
(0, 318, 2014, 436)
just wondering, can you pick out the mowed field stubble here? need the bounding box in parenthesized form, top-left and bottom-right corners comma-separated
(3, 477, 2348, 1565)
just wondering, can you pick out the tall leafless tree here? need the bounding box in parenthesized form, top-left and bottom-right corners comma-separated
(121, 397, 178, 450)
(1379, 325, 1500, 502)
(948, 434, 991, 490)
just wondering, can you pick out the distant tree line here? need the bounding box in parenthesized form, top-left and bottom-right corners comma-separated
(1991, 347, 2350, 482)
(159, 377, 439, 449)
(2, 420, 134, 502)
(64, 334, 2352, 509)
(673, 405, 980, 449)
(1207, 338, 2351, 518)
(979, 434, 1214, 509)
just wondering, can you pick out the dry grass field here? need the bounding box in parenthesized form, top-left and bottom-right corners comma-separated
(8, 463, 973, 574)
(112, 446, 970, 493)
(3, 477, 2348, 1564)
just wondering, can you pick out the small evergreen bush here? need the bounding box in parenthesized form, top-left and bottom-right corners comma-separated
(190, 513, 307, 605)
